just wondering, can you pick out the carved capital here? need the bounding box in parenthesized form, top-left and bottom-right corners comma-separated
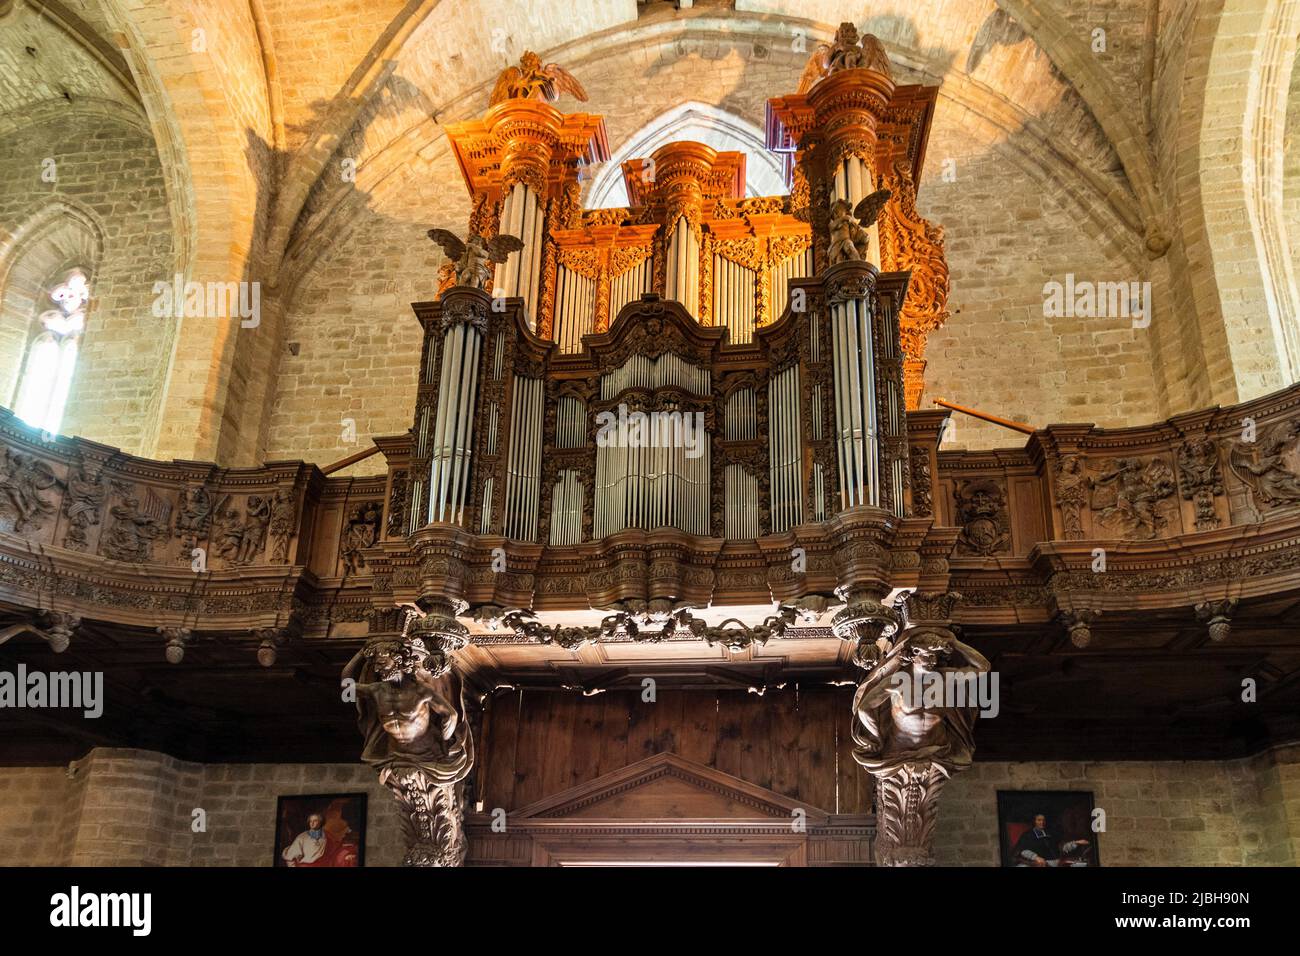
(831, 598, 902, 646)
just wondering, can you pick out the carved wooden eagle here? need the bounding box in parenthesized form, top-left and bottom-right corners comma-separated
(489, 51, 588, 105)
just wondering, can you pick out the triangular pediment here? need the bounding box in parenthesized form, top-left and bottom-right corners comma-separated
(510, 752, 831, 823)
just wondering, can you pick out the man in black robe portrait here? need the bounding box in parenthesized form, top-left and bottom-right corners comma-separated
(1011, 812, 1091, 866)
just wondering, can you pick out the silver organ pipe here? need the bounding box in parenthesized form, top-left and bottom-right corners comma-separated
(549, 470, 584, 545)
(554, 265, 596, 354)
(593, 353, 710, 538)
(428, 321, 482, 524)
(711, 255, 758, 344)
(723, 387, 760, 539)
(503, 376, 544, 540)
(492, 182, 546, 327)
(831, 295, 880, 509)
(664, 218, 700, 317)
(724, 465, 761, 539)
(769, 247, 814, 319)
(609, 258, 651, 321)
(768, 365, 803, 534)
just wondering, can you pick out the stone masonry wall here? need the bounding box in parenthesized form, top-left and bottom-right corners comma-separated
(935, 743, 1300, 866)
(0, 111, 174, 456)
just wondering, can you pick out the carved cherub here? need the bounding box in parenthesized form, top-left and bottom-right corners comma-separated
(827, 189, 892, 264)
(489, 50, 588, 105)
(797, 23, 894, 92)
(427, 229, 525, 289)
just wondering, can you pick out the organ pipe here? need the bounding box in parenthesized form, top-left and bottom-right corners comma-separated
(428, 321, 482, 524)
(831, 296, 880, 509)
(768, 365, 803, 533)
(504, 376, 544, 541)
(493, 182, 546, 326)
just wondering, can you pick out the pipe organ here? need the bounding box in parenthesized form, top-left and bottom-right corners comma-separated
(415, 38, 947, 573)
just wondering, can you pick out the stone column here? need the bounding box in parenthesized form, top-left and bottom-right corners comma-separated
(834, 590, 990, 866)
(342, 603, 474, 867)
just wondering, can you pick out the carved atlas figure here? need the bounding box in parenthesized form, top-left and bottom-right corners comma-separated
(489, 50, 588, 105)
(342, 629, 474, 867)
(427, 229, 525, 289)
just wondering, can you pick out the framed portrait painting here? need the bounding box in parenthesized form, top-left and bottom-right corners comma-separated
(997, 790, 1099, 867)
(274, 793, 367, 867)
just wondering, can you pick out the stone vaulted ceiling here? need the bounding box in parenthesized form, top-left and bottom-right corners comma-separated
(2, 0, 1299, 464)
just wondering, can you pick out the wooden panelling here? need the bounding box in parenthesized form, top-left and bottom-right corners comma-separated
(476, 685, 867, 814)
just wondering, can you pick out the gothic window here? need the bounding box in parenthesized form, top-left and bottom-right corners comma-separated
(13, 269, 88, 434)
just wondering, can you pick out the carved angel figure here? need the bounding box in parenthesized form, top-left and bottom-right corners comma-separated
(0, 447, 57, 533)
(797, 22, 893, 92)
(851, 630, 990, 776)
(827, 190, 891, 264)
(1229, 421, 1300, 507)
(174, 485, 213, 537)
(427, 229, 525, 289)
(489, 50, 587, 105)
(62, 465, 108, 549)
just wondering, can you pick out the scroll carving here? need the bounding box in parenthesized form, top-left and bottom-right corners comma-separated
(879, 159, 950, 409)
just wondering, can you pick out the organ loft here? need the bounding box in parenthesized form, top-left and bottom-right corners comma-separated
(4, 8, 1300, 874)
